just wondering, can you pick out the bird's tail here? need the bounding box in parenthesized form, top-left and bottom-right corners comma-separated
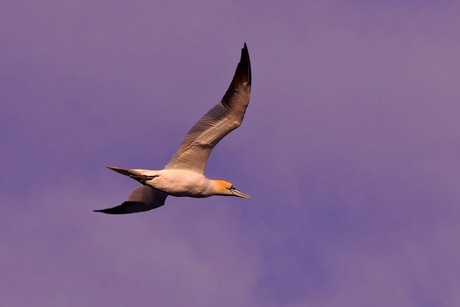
(106, 166, 158, 184)
(106, 166, 139, 177)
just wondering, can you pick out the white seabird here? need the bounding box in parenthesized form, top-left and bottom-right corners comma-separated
(94, 43, 252, 214)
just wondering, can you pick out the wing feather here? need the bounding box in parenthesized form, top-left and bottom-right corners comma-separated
(94, 186, 167, 214)
(165, 43, 252, 173)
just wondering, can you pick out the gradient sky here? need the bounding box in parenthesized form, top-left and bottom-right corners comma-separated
(2, 1, 460, 306)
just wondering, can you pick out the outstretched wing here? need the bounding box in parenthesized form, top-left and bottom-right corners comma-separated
(94, 186, 167, 214)
(164, 43, 252, 174)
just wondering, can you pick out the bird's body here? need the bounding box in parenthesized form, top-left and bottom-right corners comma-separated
(139, 169, 212, 197)
(111, 167, 218, 197)
(95, 43, 252, 214)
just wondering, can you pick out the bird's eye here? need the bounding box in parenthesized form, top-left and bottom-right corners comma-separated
(229, 185, 235, 190)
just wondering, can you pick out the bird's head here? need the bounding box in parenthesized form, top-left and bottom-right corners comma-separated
(213, 180, 251, 199)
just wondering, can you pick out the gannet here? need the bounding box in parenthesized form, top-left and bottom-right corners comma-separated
(94, 43, 252, 214)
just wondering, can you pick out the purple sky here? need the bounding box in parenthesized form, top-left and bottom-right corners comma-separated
(2, 0, 460, 306)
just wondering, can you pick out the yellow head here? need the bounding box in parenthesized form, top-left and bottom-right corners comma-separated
(212, 180, 251, 199)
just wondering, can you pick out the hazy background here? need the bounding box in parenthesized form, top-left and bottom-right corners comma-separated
(2, 1, 460, 306)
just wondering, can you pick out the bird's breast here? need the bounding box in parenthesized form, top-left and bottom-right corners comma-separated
(145, 170, 211, 197)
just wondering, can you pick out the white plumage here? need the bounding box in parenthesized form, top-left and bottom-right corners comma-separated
(95, 43, 252, 214)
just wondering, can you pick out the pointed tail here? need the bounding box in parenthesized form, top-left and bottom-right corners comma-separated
(106, 166, 158, 184)
(106, 166, 139, 177)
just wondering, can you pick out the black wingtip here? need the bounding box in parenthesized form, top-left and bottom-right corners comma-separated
(93, 209, 132, 215)
(93, 201, 164, 215)
(93, 206, 138, 215)
(93, 208, 124, 214)
(241, 42, 251, 85)
(93, 206, 131, 214)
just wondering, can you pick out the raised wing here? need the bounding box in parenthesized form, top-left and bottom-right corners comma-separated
(94, 186, 167, 214)
(164, 43, 252, 174)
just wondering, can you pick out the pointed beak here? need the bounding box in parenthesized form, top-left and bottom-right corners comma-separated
(231, 188, 251, 199)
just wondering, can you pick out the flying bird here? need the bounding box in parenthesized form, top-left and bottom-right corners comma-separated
(94, 43, 252, 214)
